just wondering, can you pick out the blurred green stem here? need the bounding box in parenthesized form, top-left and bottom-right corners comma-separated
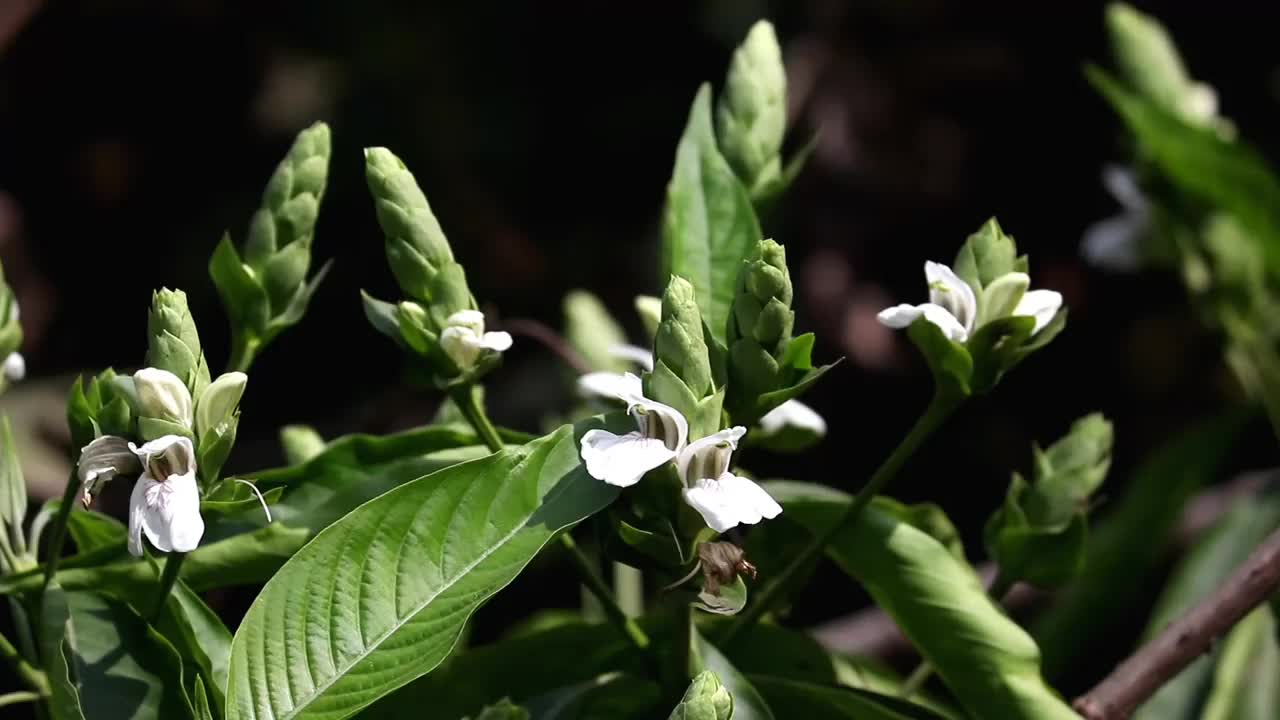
(0, 691, 40, 708)
(228, 334, 261, 374)
(0, 629, 47, 696)
(722, 389, 962, 645)
(40, 471, 81, 593)
(448, 386, 504, 453)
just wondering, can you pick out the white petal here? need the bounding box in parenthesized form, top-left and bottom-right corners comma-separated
(608, 344, 654, 371)
(1081, 215, 1144, 272)
(480, 331, 512, 353)
(77, 435, 140, 492)
(1184, 82, 1219, 122)
(445, 309, 486, 333)
(3, 353, 24, 382)
(577, 371, 643, 401)
(876, 304, 925, 328)
(918, 304, 970, 343)
(131, 471, 204, 554)
(682, 473, 782, 533)
(196, 371, 247, 439)
(1102, 165, 1146, 212)
(440, 326, 483, 369)
(579, 429, 676, 487)
(758, 400, 827, 436)
(1014, 290, 1063, 334)
(128, 435, 196, 480)
(133, 367, 193, 428)
(924, 261, 977, 333)
(677, 426, 746, 484)
(626, 394, 689, 452)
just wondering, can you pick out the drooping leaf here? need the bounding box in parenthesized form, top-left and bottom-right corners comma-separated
(764, 482, 1077, 719)
(751, 677, 952, 720)
(691, 630, 774, 720)
(1132, 490, 1280, 720)
(663, 83, 762, 345)
(225, 421, 623, 720)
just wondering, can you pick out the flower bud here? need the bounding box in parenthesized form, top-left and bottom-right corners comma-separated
(146, 288, 210, 395)
(716, 20, 786, 195)
(365, 147, 456, 301)
(195, 372, 247, 439)
(129, 368, 194, 439)
(726, 239, 798, 423)
(669, 671, 733, 720)
(654, 276, 714, 399)
(1105, 4, 1220, 126)
(634, 295, 662, 340)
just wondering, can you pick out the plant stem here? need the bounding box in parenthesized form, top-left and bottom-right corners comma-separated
(722, 390, 961, 645)
(149, 552, 186, 622)
(446, 382, 655, 661)
(228, 334, 261, 374)
(0, 690, 41, 708)
(0, 629, 47, 696)
(901, 570, 1014, 697)
(41, 471, 82, 593)
(613, 562, 644, 618)
(448, 386, 504, 453)
(560, 533, 652, 653)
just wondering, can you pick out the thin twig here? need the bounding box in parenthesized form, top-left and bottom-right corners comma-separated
(500, 317, 593, 375)
(1073, 526, 1280, 720)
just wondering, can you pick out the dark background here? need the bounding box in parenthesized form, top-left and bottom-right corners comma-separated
(1, 0, 1278, 699)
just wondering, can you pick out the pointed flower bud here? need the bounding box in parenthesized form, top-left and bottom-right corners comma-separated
(716, 20, 786, 195)
(439, 310, 512, 373)
(365, 147, 458, 302)
(653, 276, 714, 399)
(195, 372, 247, 439)
(147, 288, 209, 395)
(1105, 3, 1223, 127)
(669, 671, 733, 720)
(126, 367, 194, 441)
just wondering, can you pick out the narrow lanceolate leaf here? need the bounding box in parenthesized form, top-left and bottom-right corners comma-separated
(0, 416, 27, 556)
(225, 422, 621, 720)
(764, 481, 1076, 720)
(663, 83, 762, 345)
(1199, 607, 1280, 720)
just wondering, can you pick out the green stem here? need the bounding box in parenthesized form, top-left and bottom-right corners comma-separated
(0, 629, 47, 696)
(0, 690, 41, 708)
(613, 562, 644, 618)
(901, 569, 1014, 698)
(448, 386, 504, 453)
(560, 533, 652, 653)
(722, 389, 961, 645)
(41, 471, 81, 592)
(149, 552, 186, 622)
(228, 334, 261, 374)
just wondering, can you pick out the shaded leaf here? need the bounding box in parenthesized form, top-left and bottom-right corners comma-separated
(691, 630, 774, 720)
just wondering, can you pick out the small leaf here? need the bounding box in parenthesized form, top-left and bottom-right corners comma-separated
(663, 84, 763, 345)
(693, 575, 748, 616)
(224, 422, 622, 720)
(691, 630, 774, 720)
(906, 320, 972, 398)
(279, 424, 326, 465)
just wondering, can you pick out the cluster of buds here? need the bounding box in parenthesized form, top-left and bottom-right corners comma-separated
(361, 148, 511, 386)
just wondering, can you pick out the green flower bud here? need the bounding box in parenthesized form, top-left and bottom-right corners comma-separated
(725, 239, 802, 424)
(635, 294, 662, 340)
(669, 671, 733, 720)
(121, 367, 195, 442)
(195, 372, 247, 440)
(653, 276, 714, 400)
(953, 218, 1022, 296)
(716, 20, 786, 194)
(146, 288, 210, 396)
(280, 425, 325, 465)
(1105, 3, 1216, 124)
(365, 147, 456, 301)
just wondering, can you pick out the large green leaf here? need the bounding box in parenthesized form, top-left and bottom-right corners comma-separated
(1089, 67, 1280, 274)
(42, 584, 85, 720)
(225, 422, 621, 720)
(1033, 414, 1244, 677)
(751, 677, 951, 720)
(663, 83, 762, 345)
(1199, 607, 1280, 720)
(691, 630, 773, 720)
(1133, 490, 1280, 720)
(206, 424, 491, 542)
(45, 589, 195, 720)
(159, 580, 233, 716)
(365, 621, 633, 718)
(764, 481, 1076, 719)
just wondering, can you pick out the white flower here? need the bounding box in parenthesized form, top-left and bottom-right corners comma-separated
(608, 343, 654, 371)
(76, 435, 138, 506)
(877, 261, 977, 342)
(877, 261, 1062, 341)
(439, 309, 513, 370)
(678, 427, 782, 533)
(579, 380, 688, 488)
(578, 370, 644, 400)
(118, 367, 193, 428)
(3, 353, 23, 382)
(758, 399, 826, 438)
(127, 435, 203, 556)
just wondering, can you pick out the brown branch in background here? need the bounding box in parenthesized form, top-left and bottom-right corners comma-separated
(1074, 525, 1280, 720)
(810, 471, 1272, 659)
(499, 317, 593, 375)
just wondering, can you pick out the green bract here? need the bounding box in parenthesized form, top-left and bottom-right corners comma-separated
(669, 671, 733, 720)
(647, 275, 723, 439)
(146, 288, 210, 398)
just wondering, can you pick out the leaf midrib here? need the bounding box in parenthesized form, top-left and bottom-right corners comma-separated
(272, 448, 561, 720)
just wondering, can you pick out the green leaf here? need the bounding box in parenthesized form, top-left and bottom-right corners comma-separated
(209, 234, 270, 337)
(953, 218, 1018, 293)
(0, 416, 27, 556)
(564, 290, 631, 373)
(466, 698, 531, 720)
(280, 424, 327, 465)
(224, 422, 622, 720)
(1033, 413, 1245, 678)
(906, 320, 972, 398)
(63, 503, 127, 554)
(663, 83, 763, 345)
(195, 678, 216, 720)
(691, 630, 774, 720)
(200, 484, 284, 518)
(521, 674, 661, 720)
(42, 584, 86, 720)
(50, 589, 196, 720)
(361, 290, 404, 344)
(1133, 490, 1280, 720)
(1088, 67, 1280, 275)
(1199, 607, 1280, 720)
(750, 677, 952, 720)
(693, 576, 748, 616)
(157, 580, 233, 716)
(764, 482, 1077, 720)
